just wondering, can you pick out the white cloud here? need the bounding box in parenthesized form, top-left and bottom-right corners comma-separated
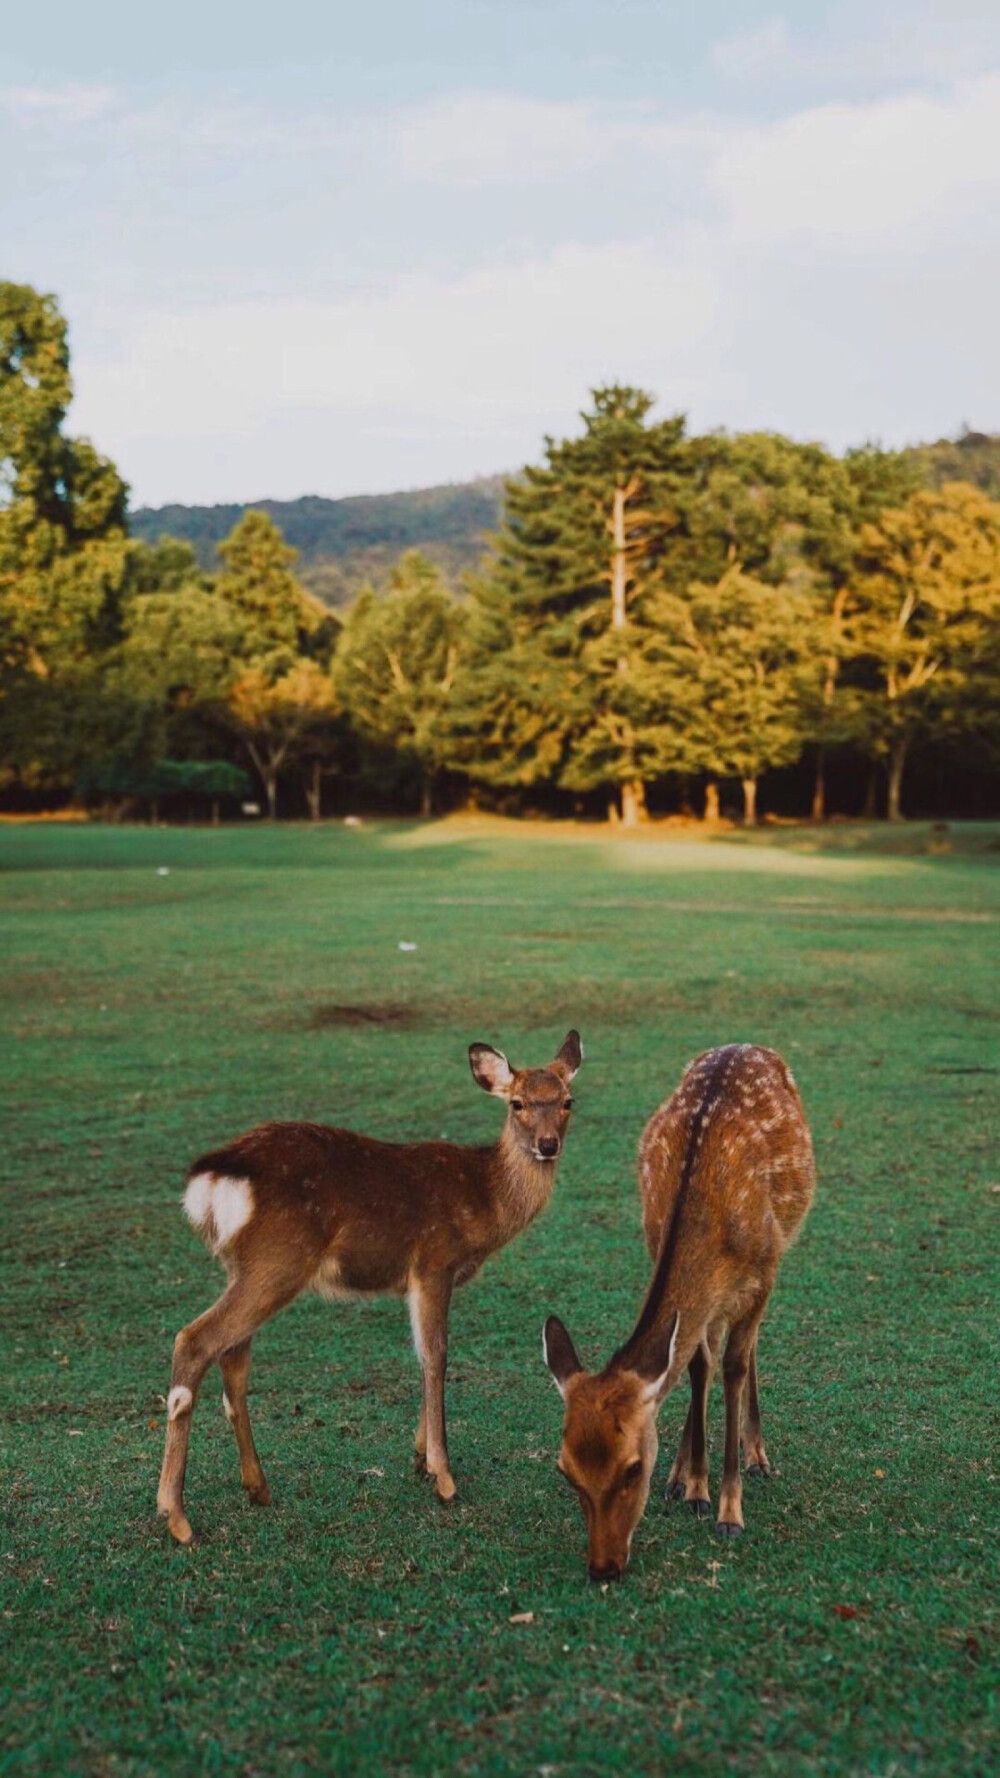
(2, 83, 116, 125)
(711, 75, 1000, 239)
(390, 93, 609, 186)
(710, 9, 1000, 91)
(73, 240, 718, 499)
(43, 69, 1000, 502)
(710, 18, 791, 79)
(387, 89, 724, 188)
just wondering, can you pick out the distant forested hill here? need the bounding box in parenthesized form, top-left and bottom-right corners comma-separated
(131, 432, 1000, 609)
(905, 429, 1000, 499)
(130, 476, 506, 606)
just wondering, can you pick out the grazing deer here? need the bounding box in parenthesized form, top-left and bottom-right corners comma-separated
(543, 1043, 814, 1580)
(157, 1030, 582, 1544)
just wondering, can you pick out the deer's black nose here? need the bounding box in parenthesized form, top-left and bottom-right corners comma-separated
(589, 1560, 622, 1583)
(537, 1136, 560, 1158)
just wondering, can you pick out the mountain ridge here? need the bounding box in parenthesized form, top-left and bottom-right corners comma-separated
(130, 431, 1000, 608)
(131, 474, 507, 606)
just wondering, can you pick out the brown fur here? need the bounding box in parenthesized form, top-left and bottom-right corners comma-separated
(157, 1031, 582, 1544)
(545, 1043, 814, 1578)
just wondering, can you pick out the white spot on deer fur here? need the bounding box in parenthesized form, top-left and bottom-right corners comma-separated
(183, 1172, 253, 1253)
(408, 1285, 424, 1363)
(640, 1312, 680, 1404)
(222, 1391, 235, 1424)
(168, 1385, 193, 1420)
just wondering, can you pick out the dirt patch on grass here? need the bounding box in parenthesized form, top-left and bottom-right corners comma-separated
(291, 971, 1000, 1038)
(307, 1001, 422, 1030)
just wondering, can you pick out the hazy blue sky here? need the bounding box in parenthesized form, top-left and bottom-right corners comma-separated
(4, 2, 1000, 506)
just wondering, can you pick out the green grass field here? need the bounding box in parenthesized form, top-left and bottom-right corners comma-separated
(2, 817, 998, 1775)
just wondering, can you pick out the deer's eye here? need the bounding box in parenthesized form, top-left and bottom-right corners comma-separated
(510, 1098, 524, 1112)
(623, 1460, 644, 1486)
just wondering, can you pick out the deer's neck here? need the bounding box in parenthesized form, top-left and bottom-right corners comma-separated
(488, 1124, 559, 1240)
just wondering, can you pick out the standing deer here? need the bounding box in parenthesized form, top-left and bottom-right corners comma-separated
(543, 1043, 814, 1580)
(158, 1030, 582, 1544)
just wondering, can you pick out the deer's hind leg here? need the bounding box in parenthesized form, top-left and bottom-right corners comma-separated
(220, 1338, 271, 1506)
(742, 1334, 770, 1478)
(158, 1268, 303, 1545)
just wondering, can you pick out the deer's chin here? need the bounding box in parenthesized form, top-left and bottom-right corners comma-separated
(531, 1150, 558, 1163)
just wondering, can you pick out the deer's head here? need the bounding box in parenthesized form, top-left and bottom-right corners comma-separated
(469, 1030, 582, 1162)
(542, 1310, 679, 1580)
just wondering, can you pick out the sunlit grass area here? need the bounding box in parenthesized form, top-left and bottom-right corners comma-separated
(2, 820, 998, 1774)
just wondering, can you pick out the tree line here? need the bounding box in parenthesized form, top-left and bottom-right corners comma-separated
(3, 282, 999, 825)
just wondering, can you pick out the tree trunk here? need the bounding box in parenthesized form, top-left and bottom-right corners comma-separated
(887, 738, 908, 823)
(811, 748, 826, 822)
(611, 483, 628, 633)
(703, 780, 720, 823)
(620, 778, 648, 828)
(742, 777, 758, 826)
(862, 766, 880, 820)
(211, 800, 220, 827)
(263, 770, 278, 821)
(420, 775, 433, 819)
(305, 760, 322, 821)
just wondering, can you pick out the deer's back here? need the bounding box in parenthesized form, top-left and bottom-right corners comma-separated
(184, 1120, 500, 1293)
(638, 1046, 815, 1276)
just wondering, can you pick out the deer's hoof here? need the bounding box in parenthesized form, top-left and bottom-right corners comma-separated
(434, 1476, 457, 1505)
(715, 1520, 744, 1539)
(666, 1481, 686, 1500)
(746, 1463, 770, 1480)
(246, 1481, 272, 1507)
(166, 1512, 195, 1546)
(688, 1498, 713, 1519)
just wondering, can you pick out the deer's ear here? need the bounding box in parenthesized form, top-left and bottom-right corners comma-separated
(469, 1042, 515, 1096)
(635, 1311, 680, 1405)
(554, 1029, 583, 1081)
(542, 1315, 583, 1397)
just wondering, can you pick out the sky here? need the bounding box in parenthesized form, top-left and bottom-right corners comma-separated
(4, 1, 1000, 509)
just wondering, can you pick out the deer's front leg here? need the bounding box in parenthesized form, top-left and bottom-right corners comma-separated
(408, 1271, 456, 1503)
(718, 1316, 762, 1537)
(666, 1343, 712, 1516)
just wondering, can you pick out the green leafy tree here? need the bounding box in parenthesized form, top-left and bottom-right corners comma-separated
(214, 510, 322, 657)
(101, 583, 244, 770)
(1, 283, 129, 682)
(452, 386, 689, 823)
(0, 283, 134, 792)
(647, 569, 823, 823)
(209, 510, 340, 814)
(228, 658, 337, 819)
(335, 551, 465, 815)
(840, 482, 1000, 819)
(671, 432, 920, 818)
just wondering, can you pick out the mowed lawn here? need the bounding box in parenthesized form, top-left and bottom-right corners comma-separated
(1, 817, 998, 1776)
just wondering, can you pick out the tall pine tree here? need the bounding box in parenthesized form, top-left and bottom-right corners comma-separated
(449, 386, 688, 823)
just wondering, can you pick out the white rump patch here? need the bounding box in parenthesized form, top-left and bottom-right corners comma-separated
(183, 1172, 253, 1253)
(168, 1385, 193, 1420)
(183, 1172, 214, 1231)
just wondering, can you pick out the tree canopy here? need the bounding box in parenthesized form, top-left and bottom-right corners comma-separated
(3, 283, 1000, 824)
